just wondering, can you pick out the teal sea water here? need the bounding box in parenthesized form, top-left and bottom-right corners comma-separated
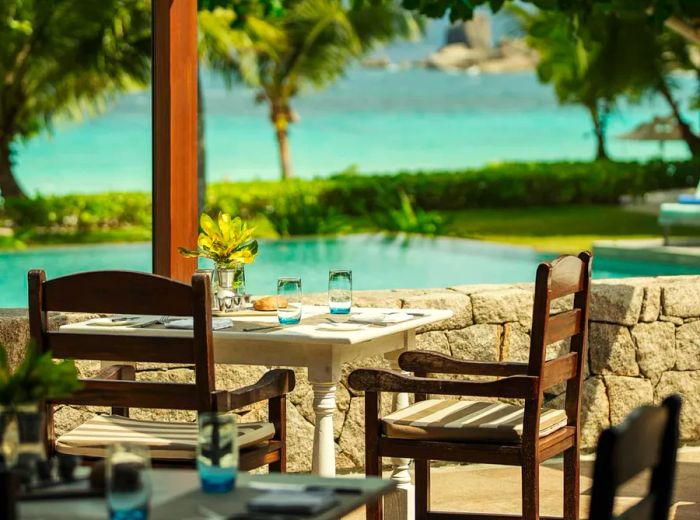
(11, 15, 700, 195)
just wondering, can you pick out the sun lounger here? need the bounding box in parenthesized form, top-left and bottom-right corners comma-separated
(658, 202, 700, 244)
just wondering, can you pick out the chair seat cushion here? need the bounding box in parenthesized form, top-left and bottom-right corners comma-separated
(381, 400, 567, 443)
(56, 415, 274, 460)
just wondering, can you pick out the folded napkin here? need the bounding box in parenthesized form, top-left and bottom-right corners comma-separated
(165, 318, 233, 330)
(350, 312, 413, 325)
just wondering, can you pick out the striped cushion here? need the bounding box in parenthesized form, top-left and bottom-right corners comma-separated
(56, 415, 274, 460)
(381, 400, 567, 443)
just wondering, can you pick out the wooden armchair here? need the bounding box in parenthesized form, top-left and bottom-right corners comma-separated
(28, 269, 294, 472)
(349, 252, 592, 520)
(588, 394, 682, 520)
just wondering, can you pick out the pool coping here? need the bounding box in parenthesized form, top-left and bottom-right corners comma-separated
(593, 238, 700, 267)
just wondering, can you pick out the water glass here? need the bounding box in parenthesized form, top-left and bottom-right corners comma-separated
(277, 277, 302, 325)
(106, 444, 152, 520)
(197, 413, 238, 493)
(328, 269, 352, 314)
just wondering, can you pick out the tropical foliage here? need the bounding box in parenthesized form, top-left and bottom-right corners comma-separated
(0, 0, 152, 199)
(353, 0, 699, 43)
(198, 0, 422, 180)
(179, 212, 259, 267)
(516, 7, 700, 160)
(0, 343, 81, 409)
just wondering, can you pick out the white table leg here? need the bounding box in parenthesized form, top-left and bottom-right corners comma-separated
(384, 332, 416, 520)
(309, 381, 337, 477)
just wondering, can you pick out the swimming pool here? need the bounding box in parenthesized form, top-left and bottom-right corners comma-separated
(0, 235, 697, 307)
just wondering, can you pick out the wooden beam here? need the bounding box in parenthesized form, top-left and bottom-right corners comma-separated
(152, 0, 198, 281)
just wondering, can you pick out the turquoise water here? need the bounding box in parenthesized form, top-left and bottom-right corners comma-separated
(12, 43, 700, 194)
(1, 236, 697, 307)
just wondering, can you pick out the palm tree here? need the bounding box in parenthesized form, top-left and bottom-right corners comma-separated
(514, 8, 618, 161)
(0, 0, 151, 198)
(199, 0, 422, 180)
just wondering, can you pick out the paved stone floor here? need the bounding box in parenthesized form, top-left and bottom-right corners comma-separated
(343, 448, 700, 519)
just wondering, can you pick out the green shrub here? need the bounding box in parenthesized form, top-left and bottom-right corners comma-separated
(2, 192, 151, 232)
(1, 160, 698, 241)
(263, 187, 335, 236)
(372, 191, 444, 235)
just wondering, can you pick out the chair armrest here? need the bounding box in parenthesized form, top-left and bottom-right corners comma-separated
(215, 369, 296, 412)
(542, 352, 579, 390)
(399, 351, 529, 377)
(348, 368, 538, 399)
(93, 364, 136, 381)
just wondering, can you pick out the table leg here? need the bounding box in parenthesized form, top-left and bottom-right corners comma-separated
(384, 333, 415, 520)
(309, 381, 337, 477)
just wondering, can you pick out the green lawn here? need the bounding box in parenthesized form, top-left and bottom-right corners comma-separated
(2, 204, 694, 255)
(439, 205, 699, 253)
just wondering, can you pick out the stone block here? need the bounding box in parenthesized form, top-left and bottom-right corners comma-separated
(655, 370, 700, 441)
(590, 282, 643, 326)
(400, 292, 472, 331)
(448, 324, 502, 362)
(604, 376, 653, 425)
(630, 322, 676, 381)
(676, 320, 700, 371)
(470, 288, 533, 325)
(580, 376, 611, 448)
(662, 282, 700, 318)
(660, 315, 684, 325)
(640, 286, 661, 322)
(589, 323, 638, 376)
(285, 401, 316, 473)
(416, 331, 451, 356)
(501, 323, 530, 362)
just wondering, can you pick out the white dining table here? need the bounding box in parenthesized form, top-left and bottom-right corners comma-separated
(60, 305, 452, 520)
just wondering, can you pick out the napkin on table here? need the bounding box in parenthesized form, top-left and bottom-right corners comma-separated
(350, 312, 413, 325)
(165, 318, 233, 330)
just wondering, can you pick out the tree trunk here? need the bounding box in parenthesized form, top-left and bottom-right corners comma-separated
(0, 138, 24, 198)
(272, 107, 292, 180)
(658, 79, 700, 158)
(197, 72, 206, 214)
(588, 104, 609, 161)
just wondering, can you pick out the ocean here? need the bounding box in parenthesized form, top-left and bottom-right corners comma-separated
(11, 19, 700, 195)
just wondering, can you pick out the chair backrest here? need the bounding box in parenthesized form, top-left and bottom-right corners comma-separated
(588, 395, 682, 520)
(527, 252, 592, 427)
(27, 269, 216, 412)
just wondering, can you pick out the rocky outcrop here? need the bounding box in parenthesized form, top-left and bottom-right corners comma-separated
(427, 14, 537, 73)
(2, 275, 699, 471)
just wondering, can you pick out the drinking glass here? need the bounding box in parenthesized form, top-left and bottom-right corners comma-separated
(197, 413, 238, 493)
(328, 269, 352, 314)
(106, 444, 152, 520)
(277, 277, 302, 325)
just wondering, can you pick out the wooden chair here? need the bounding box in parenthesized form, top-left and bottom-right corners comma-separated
(349, 252, 592, 520)
(28, 269, 294, 472)
(588, 394, 682, 520)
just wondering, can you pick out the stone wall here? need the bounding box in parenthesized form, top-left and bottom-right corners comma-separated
(2, 275, 699, 472)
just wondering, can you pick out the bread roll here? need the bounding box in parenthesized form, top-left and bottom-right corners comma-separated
(254, 296, 287, 311)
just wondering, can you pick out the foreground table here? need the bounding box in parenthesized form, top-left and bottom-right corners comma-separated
(20, 470, 395, 520)
(61, 306, 452, 519)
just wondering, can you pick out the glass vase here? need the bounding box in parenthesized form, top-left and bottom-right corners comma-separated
(215, 265, 246, 312)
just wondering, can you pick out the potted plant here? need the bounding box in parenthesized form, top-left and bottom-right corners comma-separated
(0, 344, 81, 467)
(179, 212, 259, 312)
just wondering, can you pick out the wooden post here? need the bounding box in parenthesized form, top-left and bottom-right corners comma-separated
(152, 0, 198, 281)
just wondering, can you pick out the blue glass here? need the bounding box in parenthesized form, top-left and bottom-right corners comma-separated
(277, 277, 302, 325)
(198, 463, 237, 493)
(109, 491, 149, 520)
(106, 445, 151, 520)
(329, 269, 352, 314)
(197, 413, 238, 494)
